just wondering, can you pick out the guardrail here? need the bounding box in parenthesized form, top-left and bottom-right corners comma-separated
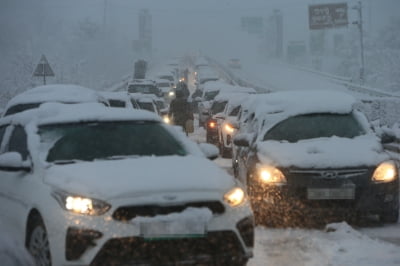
(283, 63, 400, 98)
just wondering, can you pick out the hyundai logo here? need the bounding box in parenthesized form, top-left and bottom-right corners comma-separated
(321, 171, 338, 179)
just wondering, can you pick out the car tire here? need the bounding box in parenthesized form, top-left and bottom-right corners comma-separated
(26, 214, 52, 266)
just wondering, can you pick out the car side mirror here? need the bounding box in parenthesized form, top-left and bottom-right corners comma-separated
(198, 143, 219, 160)
(233, 134, 250, 147)
(0, 152, 31, 172)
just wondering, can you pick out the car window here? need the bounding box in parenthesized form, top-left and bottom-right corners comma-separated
(0, 126, 8, 154)
(263, 113, 366, 142)
(229, 105, 241, 116)
(108, 100, 126, 108)
(211, 101, 227, 114)
(7, 126, 29, 160)
(204, 91, 219, 101)
(138, 102, 156, 112)
(40, 121, 187, 162)
(4, 103, 42, 116)
(128, 85, 159, 94)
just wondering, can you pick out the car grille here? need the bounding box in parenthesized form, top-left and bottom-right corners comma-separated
(285, 168, 371, 187)
(90, 231, 247, 266)
(112, 201, 225, 221)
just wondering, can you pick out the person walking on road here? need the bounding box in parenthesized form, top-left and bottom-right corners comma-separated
(169, 89, 193, 135)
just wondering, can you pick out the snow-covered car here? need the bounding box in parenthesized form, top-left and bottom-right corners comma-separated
(155, 78, 175, 104)
(127, 79, 162, 97)
(0, 103, 254, 266)
(100, 91, 140, 109)
(129, 93, 161, 115)
(198, 81, 256, 128)
(2, 84, 109, 117)
(234, 90, 399, 226)
(215, 94, 249, 158)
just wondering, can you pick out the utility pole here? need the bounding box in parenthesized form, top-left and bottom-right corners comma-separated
(352, 1, 365, 85)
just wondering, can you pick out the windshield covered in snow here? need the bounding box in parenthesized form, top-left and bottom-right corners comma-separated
(128, 84, 159, 94)
(263, 113, 366, 143)
(39, 121, 187, 162)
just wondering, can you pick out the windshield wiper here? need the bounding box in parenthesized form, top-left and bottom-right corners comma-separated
(96, 155, 141, 161)
(51, 159, 86, 165)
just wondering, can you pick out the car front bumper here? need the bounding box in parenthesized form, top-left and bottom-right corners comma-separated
(46, 192, 254, 265)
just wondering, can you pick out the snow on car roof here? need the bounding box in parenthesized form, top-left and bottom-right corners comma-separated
(0, 102, 161, 127)
(214, 92, 251, 103)
(248, 90, 356, 119)
(5, 84, 104, 108)
(203, 80, 256, 94)
(100, 91, 130, 101)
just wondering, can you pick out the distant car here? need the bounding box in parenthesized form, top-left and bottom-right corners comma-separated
(228, 58, 241, 69)
(0, 103, 254, 266)
(198, 81, 256, 128)
(127, 79, 162, 97)
(234, 90, 399, 226)
(155, 79, 175, 104)
(100, 91, 139, 109)
(2, 84, 109, 117)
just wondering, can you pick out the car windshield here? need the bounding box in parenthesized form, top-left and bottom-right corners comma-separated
(128, 84, 159, 94)
(108, 100, 126, 108)
(138, 102, 156, 112)
(204, 90, 219, 101)
(263, 113, 366, 142)
(211, 101, 227, 114)
(39, 121, 187, 162)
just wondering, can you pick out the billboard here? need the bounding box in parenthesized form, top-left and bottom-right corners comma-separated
(308, 3, 348, 30)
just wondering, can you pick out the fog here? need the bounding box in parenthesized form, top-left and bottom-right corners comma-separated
(0, 0, 399, 103)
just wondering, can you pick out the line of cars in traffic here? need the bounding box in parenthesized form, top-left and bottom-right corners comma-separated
(201, 82, 399, 227)
(0, 83, 255, 265)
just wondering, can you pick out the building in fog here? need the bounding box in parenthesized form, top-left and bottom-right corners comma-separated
(133, 9, 152, 56)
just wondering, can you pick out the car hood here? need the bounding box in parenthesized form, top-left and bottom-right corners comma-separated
(257, 135, 390, 169)
(44, 155, 235, 200)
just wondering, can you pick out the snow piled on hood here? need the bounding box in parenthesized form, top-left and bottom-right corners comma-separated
(257, 135, 389, 168)
(5, 84, 104, 108)
(249, 222, 400, 266)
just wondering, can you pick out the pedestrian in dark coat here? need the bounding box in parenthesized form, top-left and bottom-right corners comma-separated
(169, 90, 193, 134)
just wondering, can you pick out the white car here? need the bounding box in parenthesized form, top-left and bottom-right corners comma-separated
(0, 103, 254, 266)
(2, 84, 109, 117)
(100, 91, 140, 109)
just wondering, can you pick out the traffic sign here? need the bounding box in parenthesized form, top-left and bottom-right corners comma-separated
(309, 3, 348, 30)
(33, 55, 55, 85)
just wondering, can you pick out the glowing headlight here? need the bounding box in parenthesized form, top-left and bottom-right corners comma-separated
(224, 187, 245, 207)
(372, 161, 398, 183)
(224, 124, 235, 133)
(168, 91, 175, 97)
(258, 166, 286, 184)
(163, 115, 171, 124)
(208, 121, 216, 129)
(52, 191, 110, 215)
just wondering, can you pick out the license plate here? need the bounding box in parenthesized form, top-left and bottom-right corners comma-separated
(140, 219, 206, 240)
(307, 188, 355, 200)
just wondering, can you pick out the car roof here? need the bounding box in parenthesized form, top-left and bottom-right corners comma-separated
(5, 84, 106, 110)
(100, 91, 130, 101)
(0, 102, 161, 128)
(128, 79, 156, 86)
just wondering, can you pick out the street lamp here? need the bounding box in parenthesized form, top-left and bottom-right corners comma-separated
(352, 1, 365, 85)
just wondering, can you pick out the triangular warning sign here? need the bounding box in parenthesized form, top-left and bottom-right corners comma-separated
(33, 55, 55, 77)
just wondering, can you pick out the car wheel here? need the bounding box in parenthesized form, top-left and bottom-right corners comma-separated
(26, 215, 52, 266)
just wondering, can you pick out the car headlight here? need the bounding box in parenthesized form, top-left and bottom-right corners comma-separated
(258, 166, 287, 184)
(224, 123, 235, 133)
(163, 115, 171, 124)
(52, 191, 111, 215)
(168, 91, 175, 97)
(224, 187, 245, 207)
(372, 161, 398, 183)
